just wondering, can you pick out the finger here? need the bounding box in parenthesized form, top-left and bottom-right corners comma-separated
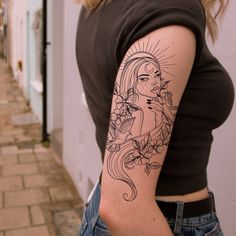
(151, 100, 163, 107)
(147, 102, 162, 111)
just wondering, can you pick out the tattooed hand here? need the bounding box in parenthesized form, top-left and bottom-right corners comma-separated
(147, 98, 163, 126)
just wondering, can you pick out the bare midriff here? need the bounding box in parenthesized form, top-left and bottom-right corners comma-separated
(156, 187, 209, 203)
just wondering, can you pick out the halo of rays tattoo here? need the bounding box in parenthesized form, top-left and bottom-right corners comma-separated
(106, 38, 178, 201)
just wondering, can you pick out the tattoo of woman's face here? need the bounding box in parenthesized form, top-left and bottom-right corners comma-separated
(136, 62, 163, 98)
(105, 39, 178, 201)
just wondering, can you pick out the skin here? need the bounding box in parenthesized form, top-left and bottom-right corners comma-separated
(99, 25, 201, 235)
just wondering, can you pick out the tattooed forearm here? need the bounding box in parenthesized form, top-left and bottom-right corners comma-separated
(106, 39, 177, 201)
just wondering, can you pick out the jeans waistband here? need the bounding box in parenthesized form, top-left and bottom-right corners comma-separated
(156, 191, 216, 219)
(156, 191, 216, 235)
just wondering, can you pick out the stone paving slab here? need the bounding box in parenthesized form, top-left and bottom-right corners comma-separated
(0, 155, 18, 165)
(0, 58, 83, 236)
(15, 134, 32, 143)
(0, 207, 30, 231)
(5, 188, 50, 207)
(0, 100, 8, 105)
(16, 95, 25, 102)
(2, 163, 39, 176)
(41, 200, 83, 236)
(23, 174, 64, 188)
(17, 148, 33, 154)
(30, 205, 46, 225)
(54, 210, 81, 236)
(0, 192, 2, 208)
(34, 145, 51, 153)
(18, 153, 37, 163)
(0, 176, 23, 192)
(35, 152, 53, 162)
(0, 146, 18, 155)
(11, 113, 39, 126)
(49, 185, 74, 202)
(0, 136, 15, 145)
(5, 226, 50, 236)
(38, 161, 63, 174)
(0, 128, 24, 137)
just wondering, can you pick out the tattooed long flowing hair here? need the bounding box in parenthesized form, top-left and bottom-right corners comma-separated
(78, 0, 229, 42)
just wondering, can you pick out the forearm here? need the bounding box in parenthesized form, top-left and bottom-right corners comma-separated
(100, 200, 173, 236)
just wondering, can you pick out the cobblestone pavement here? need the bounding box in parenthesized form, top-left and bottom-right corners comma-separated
(0, 59, 84, 236)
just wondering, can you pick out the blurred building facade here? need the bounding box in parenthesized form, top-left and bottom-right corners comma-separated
(2, 0, 43, 121)
(2, 0, 95, 202)
(0, 0, 3, 56)
(1, 0, 11, 62)
(3, 0, 26, 89)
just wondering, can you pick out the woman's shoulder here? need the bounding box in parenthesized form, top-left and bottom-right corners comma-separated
(131, 0, 203, 9)
(131, 0, 205, 19)
(121, 0, 205, 47)
(115, 0, 206, 33)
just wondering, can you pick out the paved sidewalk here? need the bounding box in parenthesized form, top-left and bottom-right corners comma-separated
(0, 59, 83, 236)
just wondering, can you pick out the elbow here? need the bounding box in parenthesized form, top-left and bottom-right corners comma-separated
(99, 195, 114, 226)
(99, 193, 124, 230)
(99, 192, 137, 232)
(98, 197, 107, 221)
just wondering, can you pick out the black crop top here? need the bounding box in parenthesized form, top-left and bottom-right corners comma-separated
(76, 0, 235, 195)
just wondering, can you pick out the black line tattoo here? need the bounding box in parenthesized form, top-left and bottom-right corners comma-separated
(106, 39, 178, 201)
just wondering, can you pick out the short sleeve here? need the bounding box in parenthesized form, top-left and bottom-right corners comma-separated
(117, 0, 206, 67)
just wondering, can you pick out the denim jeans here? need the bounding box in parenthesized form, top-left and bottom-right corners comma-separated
(78, 181, 224, 236)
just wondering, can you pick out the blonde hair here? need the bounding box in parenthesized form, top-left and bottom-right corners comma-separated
(201, 0, 229, 42)
(80, 0, 229, 42)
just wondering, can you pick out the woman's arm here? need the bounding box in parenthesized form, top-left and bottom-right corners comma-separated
(99, 25, 196, 236)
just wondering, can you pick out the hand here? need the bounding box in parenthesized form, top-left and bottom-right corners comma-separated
(147, 99, 163, 113)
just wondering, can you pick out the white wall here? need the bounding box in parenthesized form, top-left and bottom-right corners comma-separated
(26, 0, 42, 122)
(47, 0, 64, 133)
(63, 1, 102, 201)
(207, 2, 236, 235)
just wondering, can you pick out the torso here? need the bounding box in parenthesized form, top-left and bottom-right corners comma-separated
(156, 187, 209, 202)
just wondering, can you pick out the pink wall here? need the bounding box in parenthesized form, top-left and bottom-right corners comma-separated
(63, 1, 102, 201)
(207, 1, 236, 234)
